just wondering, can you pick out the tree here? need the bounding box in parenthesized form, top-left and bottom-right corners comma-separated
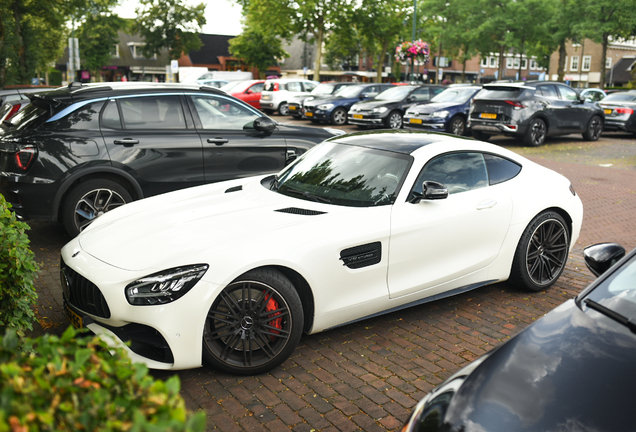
(229, 27, 289, 78)
(77, 14, 127, 79)
(134, 0, 206, 60)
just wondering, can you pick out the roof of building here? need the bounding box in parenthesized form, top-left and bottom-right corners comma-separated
(606, 57, 635, 84)
(188, 34, 234, 65)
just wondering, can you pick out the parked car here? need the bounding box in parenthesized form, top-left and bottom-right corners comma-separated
(303, 83, 394, 125)
(403, 85, 482, 135)
(576, 87, 606, 102)
(402, 241, 634, 432)
(348, 85, 446, 129)
(468, 81, 605, 146)
(259, 79, 319, 115)
(599, 90, 636, 135)
(221, 79, 265, 109)
(287, 82, 357, 119)
(0, 82, 343, 237)
(60, 129, 582, 374)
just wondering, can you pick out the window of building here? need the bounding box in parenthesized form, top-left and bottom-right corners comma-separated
(582, 56, 591, 72)
(570, 56, 579, 71)
(530, 59, 537, 70)
(481, 57, 488, 68)
(110, 45, 119, 59)
(489, 57, 498, 68)
(521, 58, 527, 70)
(127, 42, 157, 60)
(506, 57, 514, 69)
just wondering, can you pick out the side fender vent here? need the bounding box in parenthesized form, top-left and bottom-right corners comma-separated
(340, 242, 382, 269)
(225, 185, 243, 193)
(275, 207, 326, 216)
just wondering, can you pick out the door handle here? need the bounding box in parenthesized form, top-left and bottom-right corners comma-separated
(476, 199, 497, 210)
(113, 139, 139, 146)
(207, 138, 229, 145)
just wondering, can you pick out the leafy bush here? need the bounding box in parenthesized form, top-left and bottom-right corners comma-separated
(0, 195, 39, 336)
(0, 327, 206, 431)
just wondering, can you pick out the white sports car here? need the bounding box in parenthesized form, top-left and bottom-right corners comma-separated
(60, 130, 583, 374)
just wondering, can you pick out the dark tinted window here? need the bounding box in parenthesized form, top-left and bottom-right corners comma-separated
(536, 85, 558, 99)
(9, 100, 50, 131)
(415, 152, 488, 195)
(484, 154, 521, 185)
(476, 87, 524, 99)
(101, 100, 122, 129)
(43, 102, 104, 131)
(120, 96, 186, 130)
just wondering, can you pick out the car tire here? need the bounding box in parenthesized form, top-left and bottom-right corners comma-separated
(62, 179, 132, 237)
(510, 211, 569, 292)
(385, 111, 403, 129)
(202, 268, 304, 375)
(471, 130, 491, 141)
(331, 108, 348, 125)
(524, 118, 547, 146)
(278, 102, 290, 116)
(582, 115, 603, 141)
(447, 116, 466, 136)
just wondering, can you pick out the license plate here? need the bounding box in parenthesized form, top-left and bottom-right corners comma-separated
(64, 301, 83, 329)
(262, 95, 271, 100)
(409, 118, 422, 124)
(306, 112, 313, 117)
(289, 106, 297, 110)
(480, 113, 497, 119)
(353, 114, 363, 119)
(604, 109, 612, 115)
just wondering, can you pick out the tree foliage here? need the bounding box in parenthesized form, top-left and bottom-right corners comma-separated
(134, 0, 206, 60)
(229, 26, 289, 78)
(77, 14, 127, 77)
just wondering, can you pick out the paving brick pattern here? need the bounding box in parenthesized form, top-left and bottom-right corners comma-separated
(25, 133, 636, 431)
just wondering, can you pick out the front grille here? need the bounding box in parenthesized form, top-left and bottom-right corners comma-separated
(60, 258, 111, 318)
(275, 207, 326, 216)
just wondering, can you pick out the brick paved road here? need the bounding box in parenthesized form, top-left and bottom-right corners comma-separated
(26, 131, 636, 432)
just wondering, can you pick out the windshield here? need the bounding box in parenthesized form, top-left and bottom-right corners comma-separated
(334, 85, 366, 98)
(375, 86, 414, 101)
(431, 88, 478, 103)
(585, 252, 636, 322)
(219, 81, 243, 92)
(274, 141, 411, 207)
(312, 84, 337, 95)
(603, 93, 636, 102)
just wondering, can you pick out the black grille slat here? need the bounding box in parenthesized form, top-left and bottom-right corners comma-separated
(275, 207, 326, 216)
(61, 260, 111, 318)
(340, 242, 382, 269)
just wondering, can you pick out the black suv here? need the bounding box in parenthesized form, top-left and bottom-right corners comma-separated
(468, 81, 605, 146)
(348, 85, 446, 129)
(0, 82, 341, 236)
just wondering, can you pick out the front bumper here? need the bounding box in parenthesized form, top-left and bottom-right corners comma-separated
(403, 116, 446, 130)
(60, 237, 222, 370)
(348, 113, 385, 126)
(303, 108, 330, 121)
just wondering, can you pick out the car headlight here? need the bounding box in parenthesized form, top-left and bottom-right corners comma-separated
(372, 107, 388, 114)
(431, 110, 450, 118)
(317, 103, 334, 110)
(125, 264, 209, 305)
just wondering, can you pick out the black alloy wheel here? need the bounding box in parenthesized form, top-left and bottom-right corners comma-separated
(331, 108, 347, 125)
(202, 268, 304, 375)
(582, 115, 603, 141)
(62, 179, 132, 237)
(524, 118, 547, 146)
(510, 211, 569, 292)
(386, 111, 403, 129)
(448, 116, 466, 136)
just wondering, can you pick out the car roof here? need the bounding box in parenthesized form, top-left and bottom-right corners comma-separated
(330, 129, 457, 154)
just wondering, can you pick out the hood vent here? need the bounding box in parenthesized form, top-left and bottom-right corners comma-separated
(275, 207, 326, 216)
(224, 185, 243, 193)
(340, 242, 382, 269)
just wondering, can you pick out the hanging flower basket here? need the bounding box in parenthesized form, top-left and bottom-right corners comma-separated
(395, 40, 430, 65)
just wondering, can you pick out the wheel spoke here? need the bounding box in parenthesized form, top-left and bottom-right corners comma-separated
(526, 219, 568, 285)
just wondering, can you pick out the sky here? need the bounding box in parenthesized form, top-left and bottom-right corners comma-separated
(113, 0, 244, 36)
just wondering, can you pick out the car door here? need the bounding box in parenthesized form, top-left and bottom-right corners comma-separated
(557, 85, 590, 131)
(188, 93, 289, 183)
(100, 94, 206, 197)
(535, 84, 570, 132)
(388, 152, 513, 299)
(403, 87, 432, 111)
(243, 82, 264, 108)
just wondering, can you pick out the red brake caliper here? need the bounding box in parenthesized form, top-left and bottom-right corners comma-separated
(264, 291, 282, 339)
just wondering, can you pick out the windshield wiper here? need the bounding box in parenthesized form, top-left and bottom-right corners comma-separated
(584, 298, 636, 333)
(282, 187, 331, 204)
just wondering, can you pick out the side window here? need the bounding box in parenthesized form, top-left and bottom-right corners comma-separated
(414, 153, 488, 195)
(101, 100, 122, 129)
(48, 101, 105, 131)
(287, 82, 303, 92)
(484, 154, 521, 185)
(536, 85, 558, 99)
(411, 88, 430, 101)
(190, 95, 259, 130)
(558, 85, 578, 101)
(303, 82, 318, 92)
(251, 83, 264, 93)
(432, 87, 445, 96)
(119, 96, 186, 130)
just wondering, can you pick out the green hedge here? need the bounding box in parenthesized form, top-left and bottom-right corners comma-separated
(0, 195, 39, 337)
(0, 327, 207, 431)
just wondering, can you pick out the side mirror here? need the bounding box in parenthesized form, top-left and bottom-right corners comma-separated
(410, 180, 449, 203)
(584, 243, 626, 277)
(254, 116, 276, 132)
